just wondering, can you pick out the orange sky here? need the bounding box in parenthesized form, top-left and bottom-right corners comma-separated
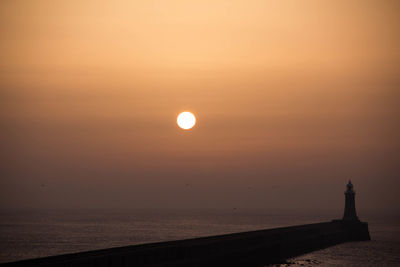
(1, 0, 399, 212)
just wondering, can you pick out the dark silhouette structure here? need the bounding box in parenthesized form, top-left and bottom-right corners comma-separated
(1, 181, 370, 267)
(343, 180, 359, 221)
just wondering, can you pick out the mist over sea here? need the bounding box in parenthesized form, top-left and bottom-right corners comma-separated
(0, 209, 399, 266)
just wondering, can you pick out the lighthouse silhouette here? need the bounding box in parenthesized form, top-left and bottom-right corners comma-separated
(342, 180, 359, 221)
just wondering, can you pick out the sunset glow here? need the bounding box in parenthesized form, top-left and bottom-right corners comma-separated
(0, 0, 398, 212)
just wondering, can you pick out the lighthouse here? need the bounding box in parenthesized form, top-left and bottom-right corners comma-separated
(342, 180, 359, 221)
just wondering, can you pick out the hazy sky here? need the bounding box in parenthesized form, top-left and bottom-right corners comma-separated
(1, 0, 399, 213)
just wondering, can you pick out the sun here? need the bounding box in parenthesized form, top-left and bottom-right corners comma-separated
(177, 112, 196, 130)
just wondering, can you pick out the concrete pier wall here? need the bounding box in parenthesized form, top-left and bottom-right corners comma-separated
(1, 220, 370, 267)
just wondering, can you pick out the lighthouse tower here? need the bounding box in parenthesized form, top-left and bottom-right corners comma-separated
(342, 180, 359, 221)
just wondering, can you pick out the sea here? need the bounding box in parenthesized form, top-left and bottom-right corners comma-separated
(0, 209, 399, 266)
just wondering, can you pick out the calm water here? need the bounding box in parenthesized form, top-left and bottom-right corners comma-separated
(0, 209, 399, 266)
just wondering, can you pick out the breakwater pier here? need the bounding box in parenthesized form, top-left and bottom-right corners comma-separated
(1, 181, 370, 267)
